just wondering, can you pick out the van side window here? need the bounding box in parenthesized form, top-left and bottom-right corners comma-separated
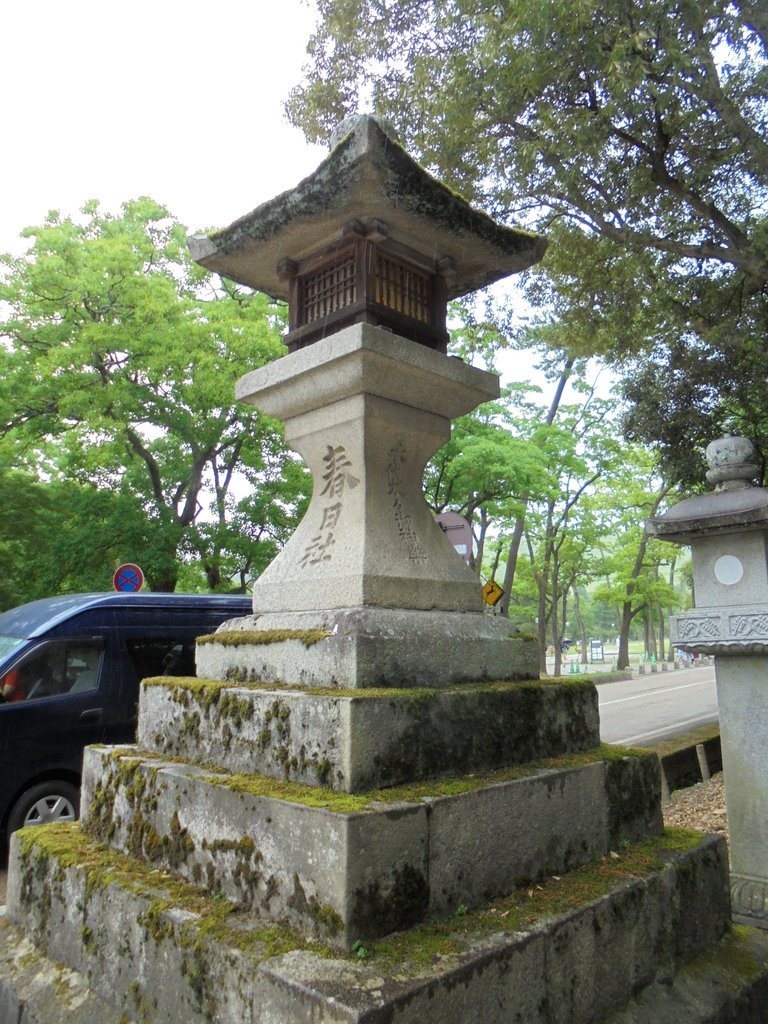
(124, 639, 196, 681)
(0, 639, 103, 702)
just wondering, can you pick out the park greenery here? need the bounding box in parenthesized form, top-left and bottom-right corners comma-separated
(3, 0, 765, 670)
(0, 200, 310, 603)
(289, 0, 767, 487)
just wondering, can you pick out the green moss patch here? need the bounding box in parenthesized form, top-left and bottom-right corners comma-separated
(201, 743, 652, 814)
(16, 824, 331, 963)
(142, 677, 594, 701)
(196, 629, 330, 648)
(366, 828, 706, 969)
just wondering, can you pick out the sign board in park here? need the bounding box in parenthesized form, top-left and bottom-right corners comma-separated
(113, 563, 144, 593)
(590, 639, 605, 663)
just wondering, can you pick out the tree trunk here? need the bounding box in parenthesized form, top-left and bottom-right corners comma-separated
(498, 513, 525, 618)
(617, 602, 634, 670)
(615, 484, 672, 668)
(666, 557, 677, 659)
(537, 580, 550, 675)
(650, 613, 658, 659)
(572, 586, 588, 664)
(147, 567, 179, 592)
(551, 587, 561, 677)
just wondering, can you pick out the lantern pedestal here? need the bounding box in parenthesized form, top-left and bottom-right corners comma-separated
(198, 322, 538, 689)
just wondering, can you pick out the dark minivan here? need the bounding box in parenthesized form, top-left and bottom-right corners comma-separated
(0, 592, 251, 843)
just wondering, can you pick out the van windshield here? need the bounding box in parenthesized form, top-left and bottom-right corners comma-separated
(0, 635, 26, 664)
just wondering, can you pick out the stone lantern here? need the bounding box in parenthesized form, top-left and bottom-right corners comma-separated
(650, 434, 768, 928)
(189, 115, 547, 689)
(3, 118, 762, 1024)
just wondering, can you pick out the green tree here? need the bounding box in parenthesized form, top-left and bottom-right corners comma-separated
(289, 0, 768, 478)
(589, 450, 681, 668)
(0, 462, 151, 608)
(516, 394, 620, 672)
(0, 199, 307, 594)
(423, 393, 548, 572)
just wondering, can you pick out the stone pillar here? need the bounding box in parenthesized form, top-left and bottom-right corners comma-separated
(196, 323, 541, 690)
(236, 322, 493, 615)
(650, 434, 768, 928)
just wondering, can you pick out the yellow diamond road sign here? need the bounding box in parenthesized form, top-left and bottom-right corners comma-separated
(482, 580, 504, 606)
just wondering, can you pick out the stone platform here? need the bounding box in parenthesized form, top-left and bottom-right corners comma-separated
(195, 606, 540, 689)
(2, 825, 755, 1024)
(80, 742, 661, 947)
(138, 676, 599, 791)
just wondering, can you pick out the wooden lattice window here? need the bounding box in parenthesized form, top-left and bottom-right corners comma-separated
(373, 254, 430, 324)
(301, 253, 357, 324)
(282, 229, 449, 352)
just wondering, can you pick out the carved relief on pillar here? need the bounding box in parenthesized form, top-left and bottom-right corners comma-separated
(731, 612, 768, 639)
(674, 615, 722, 642)
(672, 605, 768, 654)
(732, 873, 768, 925)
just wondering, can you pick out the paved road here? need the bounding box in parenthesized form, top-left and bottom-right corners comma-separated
(598, 664, 718, 747)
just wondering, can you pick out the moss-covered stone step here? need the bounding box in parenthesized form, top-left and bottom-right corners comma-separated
(193, 605, 539, 689)
(138, 676, 600, 792)
(2, 826, 744, 1024)
(79, 744, 662, 947)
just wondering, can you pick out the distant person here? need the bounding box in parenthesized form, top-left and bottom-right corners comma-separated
(0, 655, 54, 702)
(0, 668, 24, 702)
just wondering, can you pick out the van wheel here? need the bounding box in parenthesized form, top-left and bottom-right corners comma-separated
(7, 781, 79, 835)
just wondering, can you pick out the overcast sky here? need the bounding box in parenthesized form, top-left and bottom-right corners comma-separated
(1, 3, 611, 401)
(1, 0, 326, 254)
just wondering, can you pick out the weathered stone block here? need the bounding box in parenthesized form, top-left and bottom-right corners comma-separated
(138, 677, 600, 791)
(194, 605, 540, 689)
(426, 763, 609, 917)
(604, 752, 664, 848)
(3, 827, 736, 1024)
(79, 745, 662, 948)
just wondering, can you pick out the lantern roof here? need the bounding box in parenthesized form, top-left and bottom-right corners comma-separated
(650, 435, 768, 541)
(188, 115, 546, 301)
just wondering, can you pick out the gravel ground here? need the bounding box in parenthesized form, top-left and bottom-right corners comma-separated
(663, 771, 729, 845)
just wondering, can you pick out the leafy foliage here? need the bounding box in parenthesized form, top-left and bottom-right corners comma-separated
(289, 0, 768, 478)
(0, 199, 308, 599)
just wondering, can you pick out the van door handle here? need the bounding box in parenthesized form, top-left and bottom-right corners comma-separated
(80, 708, 103, 720)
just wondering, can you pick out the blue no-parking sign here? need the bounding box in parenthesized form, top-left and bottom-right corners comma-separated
(113, 563, 144, 592)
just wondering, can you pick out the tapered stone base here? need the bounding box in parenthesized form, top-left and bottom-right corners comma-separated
(236, 324, 500, 616)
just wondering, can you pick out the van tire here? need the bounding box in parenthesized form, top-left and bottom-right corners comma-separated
(7, 781, 79, 835)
